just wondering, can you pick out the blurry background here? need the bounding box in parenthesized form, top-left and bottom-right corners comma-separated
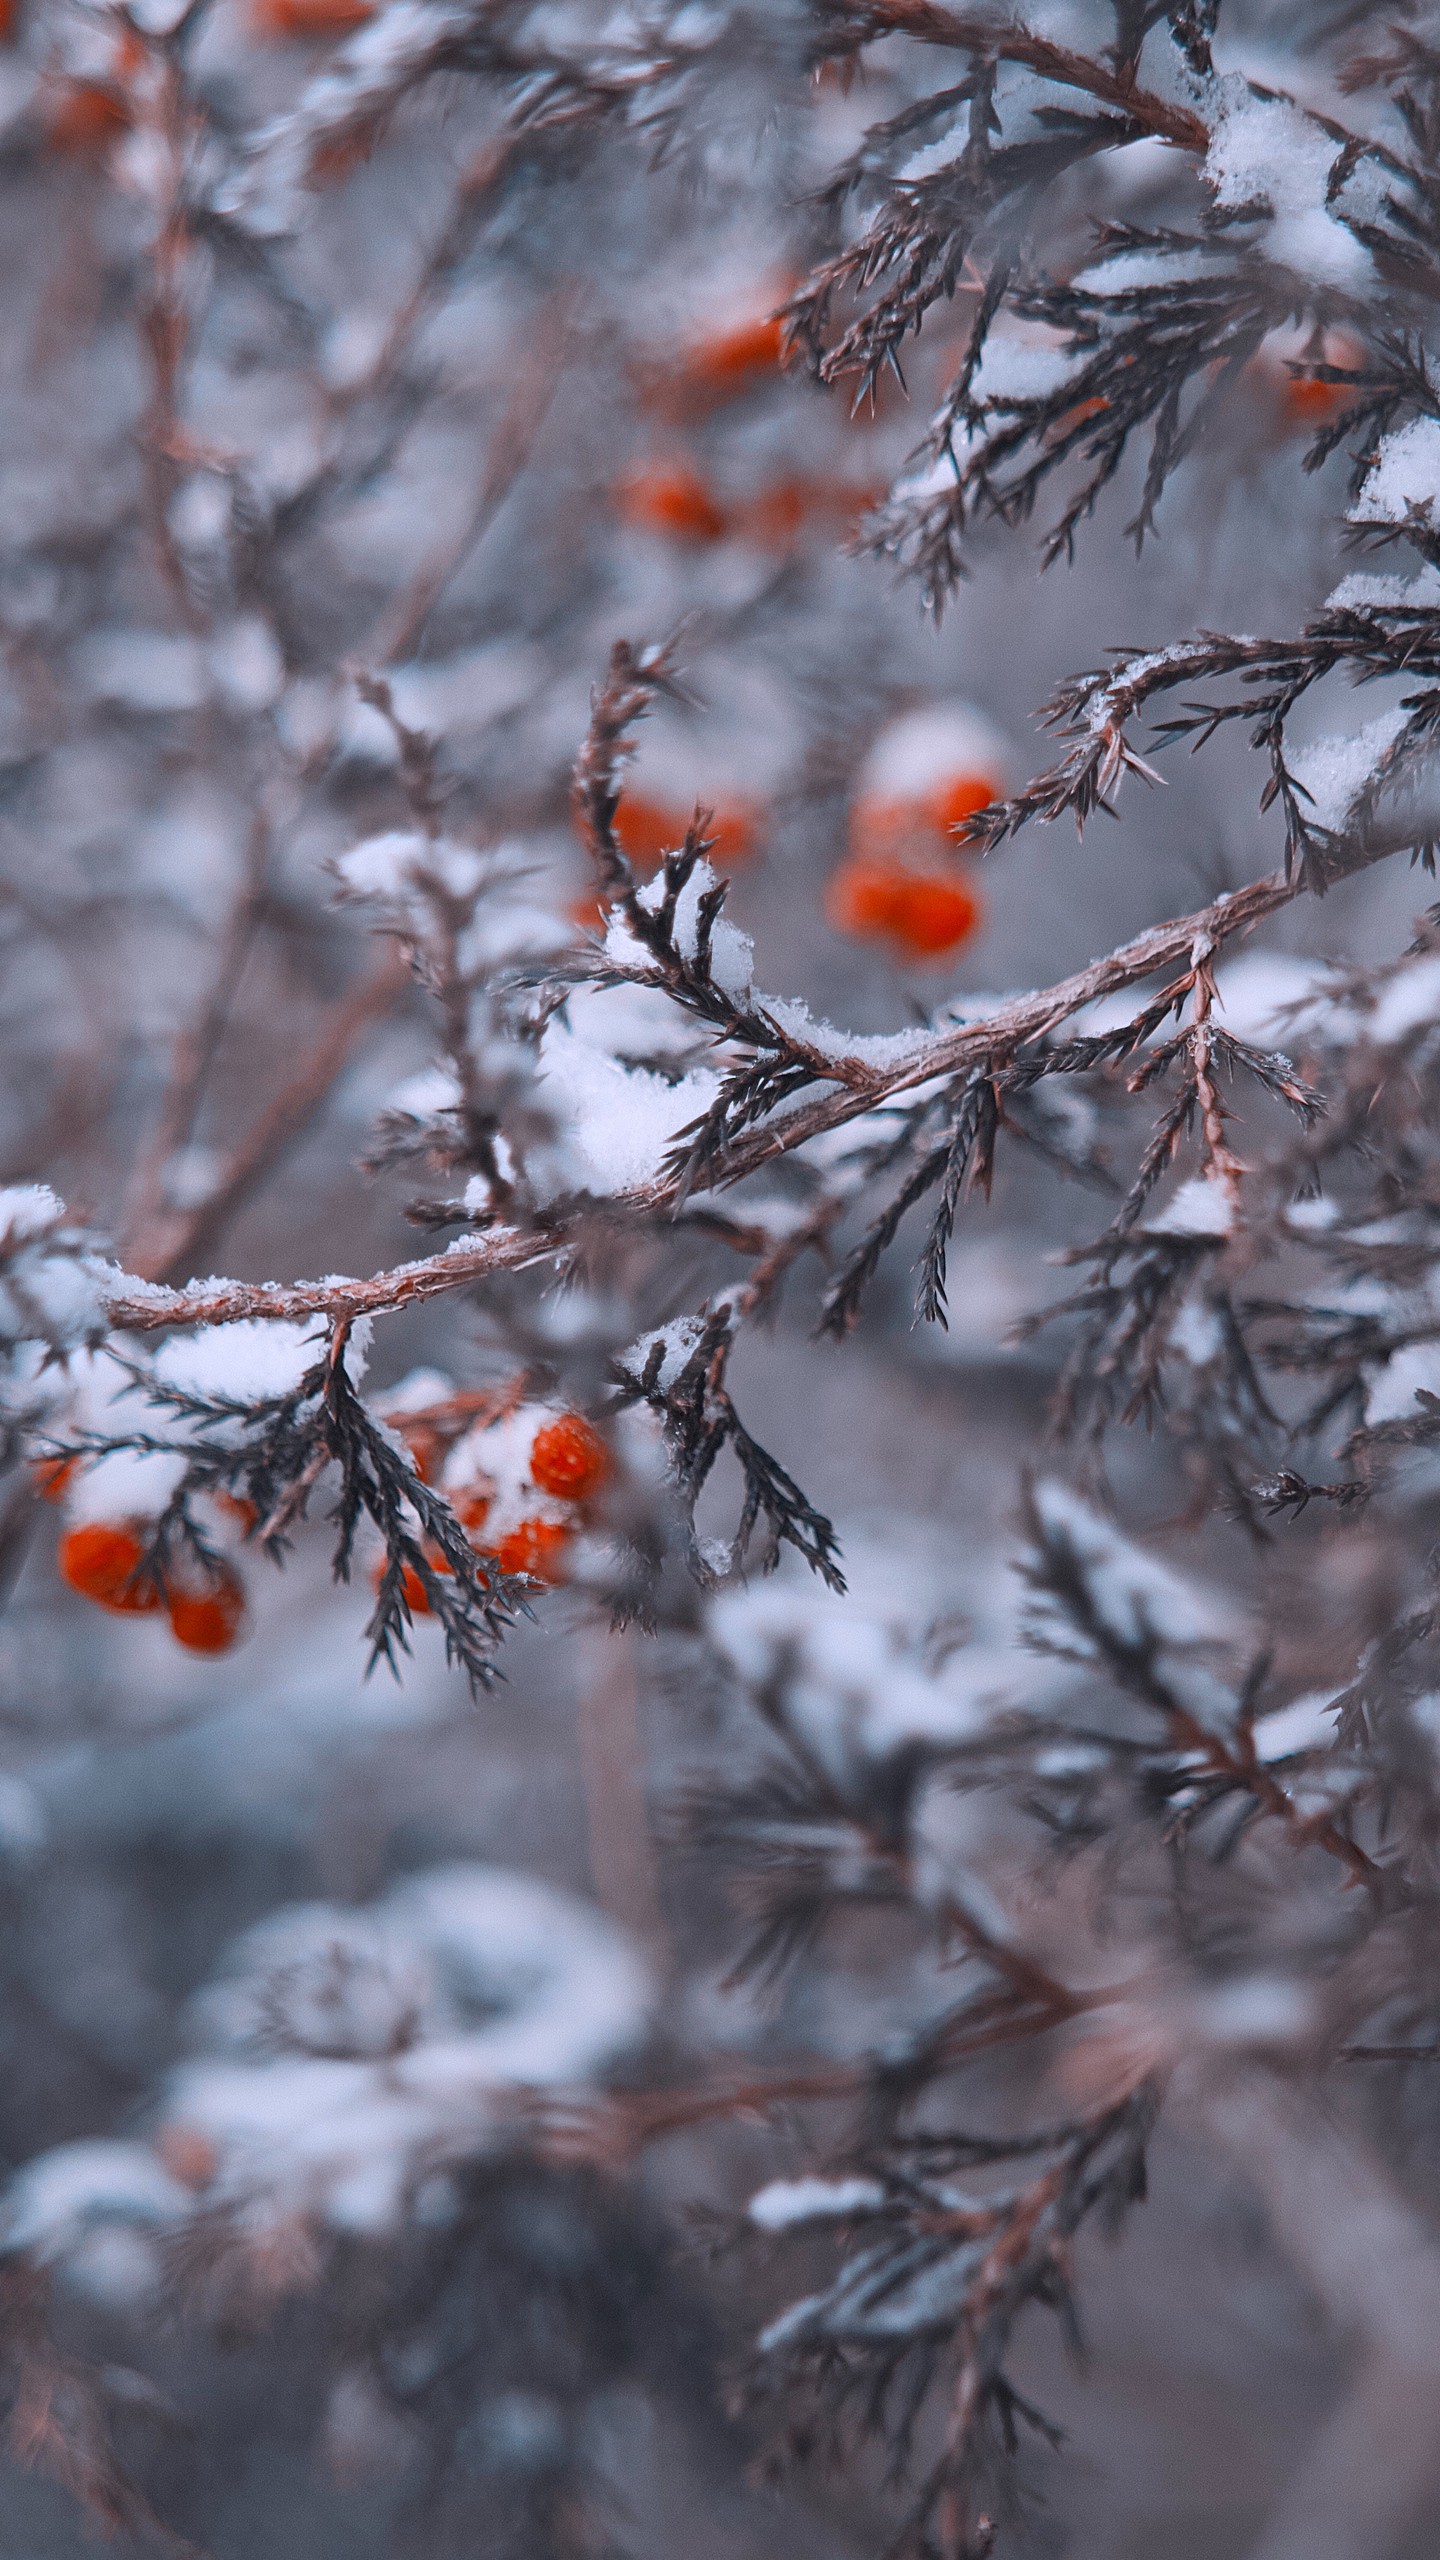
(0, 2, 1430, 2553)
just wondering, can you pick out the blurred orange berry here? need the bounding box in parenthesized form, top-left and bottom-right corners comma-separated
(640, 303, 791, 418)
(615, 466, 728, 545)
(1051, 393, 1110, 437)
(32, 1454, 78, 1504)
(372, 1549, 453, 1618)
(251, 0, 373, 33)
(394, 1421, 442, 1484)
(928, 771, 1001, 834)
(1281, 371, 1353, 427)
(168, 1562, 247, 1656)
(531, 1414, 609, 1503)
(826, 857, 983, 963)
(852, 773, 1000, 864)
(59, 1521, 161, 1615)
(684, 309, 787, 398)
(613, 792, 758, 874)
(453, 1488, 493, 1539)
(740, 474, 883, 552)
(494, 1518, 570, 1583)
(43, 80, 131, 152)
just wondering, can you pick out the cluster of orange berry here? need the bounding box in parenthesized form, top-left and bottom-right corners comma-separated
(38, 1394, 613, 1652)
(379, 1395, 612, 1613)
(614, 293, 881, 566)
(826, 706, 1005, 966)
(38, 1460, 249, 1656)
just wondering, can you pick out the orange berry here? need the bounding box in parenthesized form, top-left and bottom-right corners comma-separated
(615, 466, 728, 545)
(928, 772, 1000, 834)
(494, 1518, 570, 1583)
(59, 1522, 161, 1615)
(612, 792, 758, 875)
(371, 1547, 454, 1618)
(395, 1561, 432, 1617)
(852, 775, 1001, 863)
(215, 1490, 258, 1534)
(685, 310, 787, 398)
(453, 1489, 492, 1538)
(32, 1455, 78, 1505)
(251, 0, 373, 32)
(888, 871, 983, 958)
(826, 857, 983, 963)
(530, 1414, 609, 1503)
(168, 1561, 247, 1656)
(395, 1422, 442, 1485)
(1282, 372, 1352, 427)
(43, 80, 131, 152)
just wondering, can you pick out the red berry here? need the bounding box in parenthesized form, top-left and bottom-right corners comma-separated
(610, 792, 759, 876)
(371, 1551, 452, 1618)
(851, 774, 1001, 864)
(495, 1519, 570, 1583)
(454, 1489, 492, 1538)
(59, 1522, 161, 1616)
(826, 857, 983, 963)
(251, 0, 373, 34)
(43, 80, 131, 151)
(684, 309, 787, 399)
(927, 772, 1001, 835)
(615, 466, 728, 545)
(32, 1455, 78, 1505)
(530, 1415, 610, 1503)
(168, 1563, 247, 1656)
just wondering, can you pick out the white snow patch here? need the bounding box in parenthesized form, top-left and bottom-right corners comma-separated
(74, 629, 209, 714)
(1025, 1482, 1237, 1730)
(1213, 951, 1332, 1045)
(1366, 1338, 1440, 1426)
(1143, 1175, 1236, 1240)
(151, 1317, 330, 1408)
(1326, 567, 1440, 613)
(968, 332, 1077, 406)
(749, 2176, 887, 2230)
(1351, 417, 1440, 530)
(161, 1864, 652, 2231)
(857, 703, 1010, 804)
(1252, 1690, 1341, 1761)
(1, 2141, 189, 2262)
(1289, 707, 1413, 833)
(1205, 83, 1370, 286)
(1368, 955, 1440, 1046)
(709, 1576, 999, 1790)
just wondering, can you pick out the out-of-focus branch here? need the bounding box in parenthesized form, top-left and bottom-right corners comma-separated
(124, 811, 272, 1264)
(1189, 2069, 1440, 2560)
(328, 135, 524, 415)
(127, 947, 411, 1287)
(367, 282, 582, 668)
(133, 39, 208, 634)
